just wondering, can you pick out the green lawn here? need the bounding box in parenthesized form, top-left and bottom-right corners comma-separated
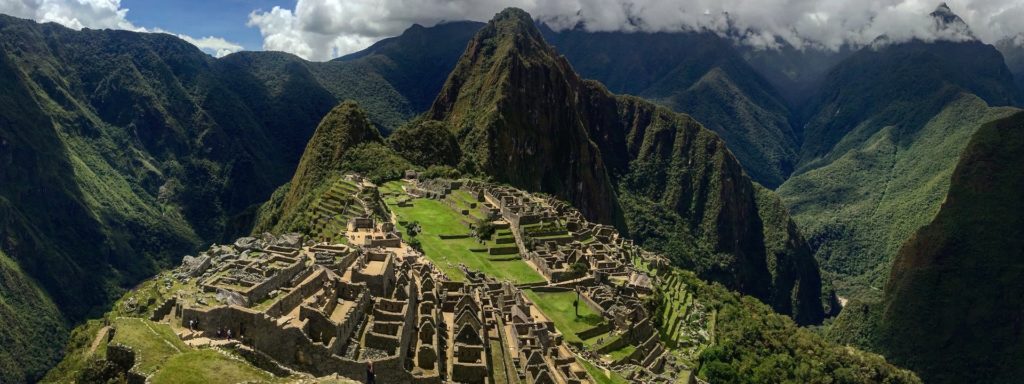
(387, 197, 545, 284)
(379, 180, 405, 196)
(108, 318, 188, 374)
(523, 290, 606, 344)
(577, 358, 629, 384)
(607, 344, 636, 362)
(107, 318, 281, 383)
(150, 349, 279, 384)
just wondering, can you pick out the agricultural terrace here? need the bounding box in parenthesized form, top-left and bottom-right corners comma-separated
(522, 289, 642, 366)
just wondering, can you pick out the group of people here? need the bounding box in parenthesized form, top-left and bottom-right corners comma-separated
(216, 327, 234, 339)
(187, 318, 242, 340)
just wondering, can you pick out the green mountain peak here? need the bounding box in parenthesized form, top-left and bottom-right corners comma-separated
(428, 8, 829, 324)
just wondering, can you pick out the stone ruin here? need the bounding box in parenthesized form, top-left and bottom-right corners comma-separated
(138, 176, 707, 384)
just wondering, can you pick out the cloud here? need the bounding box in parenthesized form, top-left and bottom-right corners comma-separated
(164, 32, 243, 58)
(248, 0, 1024, 60)
(0, 0, 242, 57)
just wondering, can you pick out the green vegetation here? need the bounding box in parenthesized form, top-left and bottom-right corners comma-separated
(779, 95, 1019, 300)
(387, 119, 461, 167)
(253, 101, 410, 235)
(108, 318, 189, 375)
(150, 349, 278, 384)
(340, 142, 413, 184)
(0, 251, 65, 383)
(523, 290, 606, 345)
(653, 273, 699, 348)
(93, 318, 278, 383)
(545, 29, 798, 188)
(577, 358, 630, 384)
(872, 112, 1024, 383)
(675, 271, 920, 383)
(386, 196, 544, 284)
(426, 8, 826, 324)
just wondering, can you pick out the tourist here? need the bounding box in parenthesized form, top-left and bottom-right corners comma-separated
(227, 328, 233, 339)
(366, 361, 376, 384)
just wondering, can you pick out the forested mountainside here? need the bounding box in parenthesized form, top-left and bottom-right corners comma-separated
(878, 111, 1024, 383)
(777, 38, 1023, 300)
(737, 42, 854, 107)
(541, 27, 799, 188)
(423, 8, 829, 324)
(0, 14, 468, 382)
(827, 111, 1024, 383)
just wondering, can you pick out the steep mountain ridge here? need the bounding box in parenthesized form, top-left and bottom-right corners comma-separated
(427, 9, 622, 225)
(878, 111, 1024, 383)
(425, 8, 828, 324)
(252, 101, 408, 234)
(542, 28, 800, 187)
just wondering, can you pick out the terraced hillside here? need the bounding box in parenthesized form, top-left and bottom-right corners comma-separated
(306, 179, 369, 243)
(655, 273, 712, 352)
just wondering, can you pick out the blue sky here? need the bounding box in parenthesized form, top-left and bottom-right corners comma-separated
(122, 0, 285, 51)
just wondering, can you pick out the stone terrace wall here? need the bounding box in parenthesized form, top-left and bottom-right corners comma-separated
(265, 269, 328, 318)
(180, 304, 419, 382)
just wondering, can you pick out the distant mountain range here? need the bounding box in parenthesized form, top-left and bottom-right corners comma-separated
(1, 2, 1024, 382)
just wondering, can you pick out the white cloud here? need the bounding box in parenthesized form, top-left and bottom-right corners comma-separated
(0, 0, 243, 57)
(164, 31, 243, 58)
(248, 0, 1024, 60)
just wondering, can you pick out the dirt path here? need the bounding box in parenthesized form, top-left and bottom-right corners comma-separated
(86, 326, 110, 357)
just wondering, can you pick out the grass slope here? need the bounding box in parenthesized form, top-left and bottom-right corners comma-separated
(385, 195, 544, 284)
(523, 290, 605, 345)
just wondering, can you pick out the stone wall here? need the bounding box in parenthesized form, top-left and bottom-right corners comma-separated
(106, 343, 135, 372)
(265, 269, 328, 318)
(180, 304, 415, 381)
(487, 246, 519, 255)
(149, 297, 177, 321)
(244, 256, 306, 303)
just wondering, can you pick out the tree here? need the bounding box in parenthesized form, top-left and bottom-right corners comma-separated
(571, 261, 588, 278)
(474, 219, 495, 240)
(406, 221, 421, 237)
(407, 236, 423, 252)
